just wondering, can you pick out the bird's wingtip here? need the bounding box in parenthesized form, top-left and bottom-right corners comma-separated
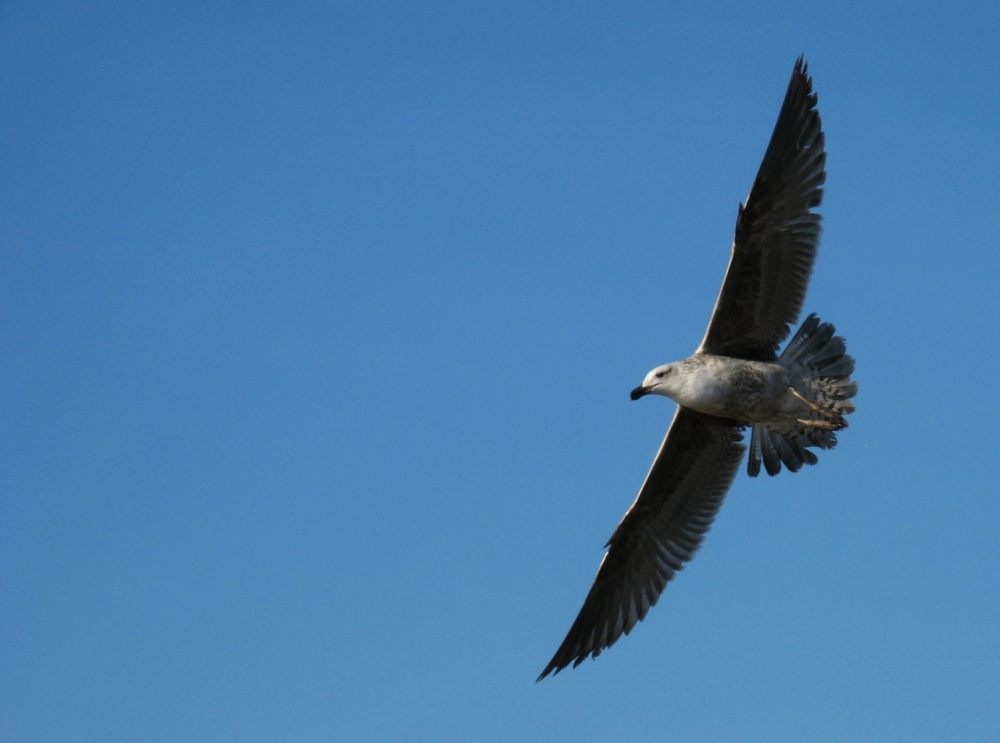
(536, 664, 557, 682)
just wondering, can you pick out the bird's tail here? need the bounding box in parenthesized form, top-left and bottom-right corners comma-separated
(748, 314, 858, 477)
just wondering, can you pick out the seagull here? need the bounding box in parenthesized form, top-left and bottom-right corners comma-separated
(538, 57, 857, 680)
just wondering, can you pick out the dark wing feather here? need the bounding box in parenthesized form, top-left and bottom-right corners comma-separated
(699, 57, 826, 361)
(538, 408, 745, 680)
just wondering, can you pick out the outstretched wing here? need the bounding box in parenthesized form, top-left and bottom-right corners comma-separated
(699, 56, 826, 362)
(538, 408, 745, 680)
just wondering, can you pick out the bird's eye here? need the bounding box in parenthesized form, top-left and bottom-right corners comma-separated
(656, 371, 665, 378)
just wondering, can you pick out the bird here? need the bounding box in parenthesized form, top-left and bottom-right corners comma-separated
(537, 57, 857, 681)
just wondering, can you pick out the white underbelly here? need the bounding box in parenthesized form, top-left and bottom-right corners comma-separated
(674, 367, 729, 416)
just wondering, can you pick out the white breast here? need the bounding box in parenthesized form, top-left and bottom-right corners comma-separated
(671, 360, 729, 416)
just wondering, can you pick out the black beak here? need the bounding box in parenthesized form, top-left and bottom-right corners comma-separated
(630, 386, 648, 401)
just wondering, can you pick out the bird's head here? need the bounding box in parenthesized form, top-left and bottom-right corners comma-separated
(630, 363, 678, 401)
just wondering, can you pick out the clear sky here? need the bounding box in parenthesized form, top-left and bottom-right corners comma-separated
(3, 2, 999, 741)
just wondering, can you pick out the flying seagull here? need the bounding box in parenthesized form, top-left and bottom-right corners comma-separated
(538, 57, 857, 681)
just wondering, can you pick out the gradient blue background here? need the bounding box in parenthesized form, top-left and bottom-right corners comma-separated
(3, 2, 999, 741)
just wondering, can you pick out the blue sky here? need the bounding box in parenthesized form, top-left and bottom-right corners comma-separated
(3, 2, 999, 741)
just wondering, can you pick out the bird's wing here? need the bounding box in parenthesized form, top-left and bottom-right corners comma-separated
(538, 408, 745, 680)
(698, 56, 826, 361)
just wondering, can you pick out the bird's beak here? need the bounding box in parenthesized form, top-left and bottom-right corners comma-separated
(630, 386, 649, 401)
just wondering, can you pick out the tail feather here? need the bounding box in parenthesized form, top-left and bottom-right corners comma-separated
(748, 427, 763, 477)
(799, 443, 819, 466)
(782, 432, 808, 471)
(755, 424, 783, 477)
(818, 355, 855, 379)
(750, 424, 815, 477)
(777, 432, 802, 472)
(748, 314, 857, 477)
(780, 314, 833, 366)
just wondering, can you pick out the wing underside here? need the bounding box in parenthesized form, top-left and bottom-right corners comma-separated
(538, 57, 826, 679)
(538, 408, 745, 679)
(699, 56, 826, 361)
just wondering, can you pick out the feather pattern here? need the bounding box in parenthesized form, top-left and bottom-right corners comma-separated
(537, 409, 745, 679)
(747, 314, 857, 477)
(699, 57, 826, 362)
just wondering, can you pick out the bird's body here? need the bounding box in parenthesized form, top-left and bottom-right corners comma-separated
(538, 57, 858, 680)
(642, 354, 793, 422)
(638, 333, 855, 438)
